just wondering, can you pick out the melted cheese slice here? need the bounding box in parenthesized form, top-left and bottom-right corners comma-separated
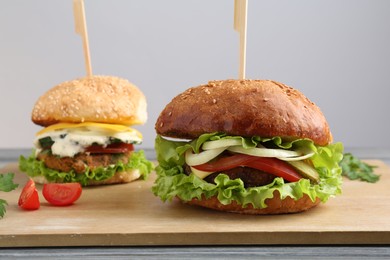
(36, 122, 142, 138)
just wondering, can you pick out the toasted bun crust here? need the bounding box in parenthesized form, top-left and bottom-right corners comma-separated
(32, 169, 141, 186)
(32, 75, 147, 126)
(156, 79, 332, 145)
(184, 191, 320, 215)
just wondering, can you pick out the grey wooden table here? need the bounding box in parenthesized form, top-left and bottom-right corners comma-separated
(1, 148, 389, 259)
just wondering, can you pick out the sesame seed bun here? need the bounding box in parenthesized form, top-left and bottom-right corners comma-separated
(32, 75, 147, 126)
(156, 79, 332, 146)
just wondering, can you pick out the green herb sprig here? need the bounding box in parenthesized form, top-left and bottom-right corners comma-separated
(340, 153, 380, 183)
(0, 173, 19, 218)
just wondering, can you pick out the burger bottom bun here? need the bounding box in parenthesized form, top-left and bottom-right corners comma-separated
(183, 191, 320, 215)
(32, 169, 141, 186)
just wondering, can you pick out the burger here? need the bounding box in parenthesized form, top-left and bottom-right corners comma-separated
(152, 79, 343, 214)
(19, 75, 153, 186)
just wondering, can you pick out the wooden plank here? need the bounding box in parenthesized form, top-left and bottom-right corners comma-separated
(0, 160, 389, 247)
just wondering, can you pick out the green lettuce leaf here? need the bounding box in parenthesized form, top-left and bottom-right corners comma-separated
(175, 133, 318, 155)
(152, 133, 344, 209)
(19, 150, 154, 186)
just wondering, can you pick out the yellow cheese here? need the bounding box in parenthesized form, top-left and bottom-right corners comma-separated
(36, 122, 142, 138)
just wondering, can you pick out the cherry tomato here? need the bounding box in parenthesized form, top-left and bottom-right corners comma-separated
(85, 143, 134, 154)
(42, 183, 82, 206)
(193, 154, 302, 182)
(18, 178, 40, 210)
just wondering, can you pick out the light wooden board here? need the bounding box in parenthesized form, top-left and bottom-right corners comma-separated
(0, 160, 389, 247)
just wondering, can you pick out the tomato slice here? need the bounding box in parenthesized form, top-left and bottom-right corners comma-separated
(42, 183, 82, 206)
(192, 154, 302, 182)
(85, 143, 134, 154)
(192, 154, 257, 172)
(18, 179, 40, 210)
(245, 158, 302, 182)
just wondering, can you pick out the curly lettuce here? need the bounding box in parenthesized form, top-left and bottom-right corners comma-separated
(152, 133, 344, 209)
(19, 150, 154, 186)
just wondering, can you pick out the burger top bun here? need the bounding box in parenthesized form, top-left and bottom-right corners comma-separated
(32, 75, 147, 126)
(156, 79, 332, 146)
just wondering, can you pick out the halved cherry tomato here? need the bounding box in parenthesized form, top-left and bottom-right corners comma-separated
(18, 179, 40, 210)
(193, 154, 302, 182)
(85, 143, 134, 154)
(42, 183, 82, 206)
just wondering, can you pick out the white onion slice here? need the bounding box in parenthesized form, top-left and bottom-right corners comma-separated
(277, 151, 315, 161)
(227, 146, 300, 158)
(185, 148, 226, 166)
(202, 139, 242, 150)
(161, 136, 192, 142)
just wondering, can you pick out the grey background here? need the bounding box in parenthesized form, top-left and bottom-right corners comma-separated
(1, 0, 389, 150)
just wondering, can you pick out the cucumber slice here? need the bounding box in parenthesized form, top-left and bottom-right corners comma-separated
(287, 161, 320, 183)
(190, 167, 214, 179)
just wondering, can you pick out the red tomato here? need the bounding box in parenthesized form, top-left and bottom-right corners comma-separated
(245, 158, 302, 182)
(85, 143, 134, 154)
(193, 154, 302, 182)
(18, 179, 40, 210)
(42, 183, 82, 206)
(192, 154, 258, 172)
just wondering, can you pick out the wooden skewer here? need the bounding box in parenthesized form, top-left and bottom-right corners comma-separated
(73, 0, 93, 77)
(234, 0, 248, 80)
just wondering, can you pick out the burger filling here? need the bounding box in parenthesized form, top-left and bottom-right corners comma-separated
(19, 122, 154, 185)
(184, 163, 276, 188)
(37, 150, 133, 174)
(152, 133, 344, 209)
(32, 122, 142, 172)
(183, 138, 320, 184)
(34, 123, 142, 158)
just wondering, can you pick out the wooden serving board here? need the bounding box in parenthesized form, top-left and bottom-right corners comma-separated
(0, 160, 389, 247)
